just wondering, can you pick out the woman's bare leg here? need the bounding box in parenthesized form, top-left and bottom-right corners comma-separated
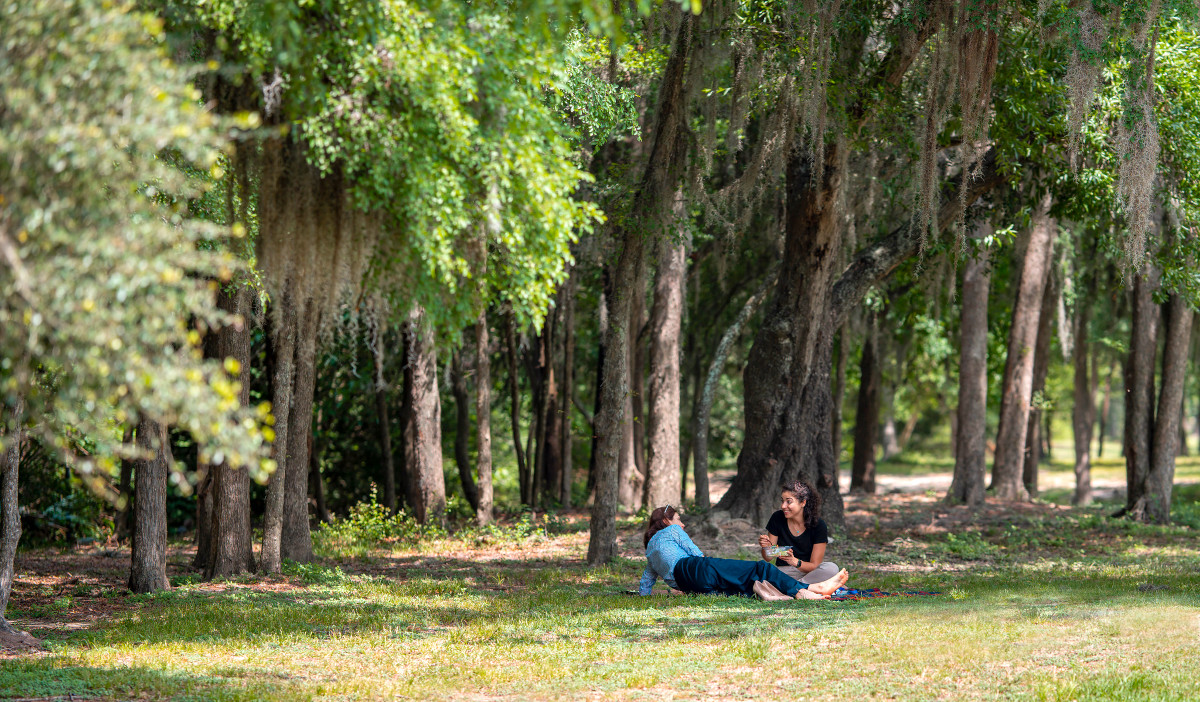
(804, 569, 849, 596)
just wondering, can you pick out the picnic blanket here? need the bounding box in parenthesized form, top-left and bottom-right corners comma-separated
(829, 587, 941, 601)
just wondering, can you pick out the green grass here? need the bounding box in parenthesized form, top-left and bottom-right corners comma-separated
(5, 489, 1200, 700)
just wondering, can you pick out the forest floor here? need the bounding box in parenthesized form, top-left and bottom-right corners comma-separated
(2, 455, 1200, 701)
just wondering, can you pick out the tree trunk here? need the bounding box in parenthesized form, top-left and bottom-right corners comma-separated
(451, 350, 480, 511)
(116, 427, 134, 543)
(1023, 260, 1058, 497)
(627, 260, 647, 510)
(991, 191, 1055, 501)
(475, 314, 494, 525)
(371, 317, 397, 514)
(261, 300, 297, 574)
(0, 398, 34, 643)
(589, 5, 692, 564)
(1124, 267, 1160, 513)
(1097, 360, 1115, 458)
(534, 310, 561, 505)
(205, 285, 258, 579)
(851, 315, 881, 493)
(309, 429, 331, 525)
(192, 468, 213, 570)
(281, 300, 319, 564)
(1072, 263, 1096, 506)
(404, 307, 447, 524)
(560, 271, 576, 506)
(898, 413, 920, 451)
(717, 146, 847, 526)
(644, 226, 687, 511)
(693, 272, 776, 511)
(1135, 294, 1193, 522)
(881, 413, 901, 460)
(948, 242, 991, 506)
(586, 271, 610, 503)
(619, 274, 646, 511)
(129, 417, 171, 594)
(1178, 394, 1189, 457)
(504, 312, 529, 505)
(832, 324, 851, 468)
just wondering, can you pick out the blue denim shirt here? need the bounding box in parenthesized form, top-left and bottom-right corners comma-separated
(638, 524, 705, 595)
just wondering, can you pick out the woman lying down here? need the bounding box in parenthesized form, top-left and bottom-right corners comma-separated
(638, 505, 849, 600)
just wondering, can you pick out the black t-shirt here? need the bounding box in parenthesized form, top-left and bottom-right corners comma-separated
(765, 511, 828, 566)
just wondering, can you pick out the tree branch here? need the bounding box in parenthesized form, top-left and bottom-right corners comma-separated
(831, 148, 1004, 325)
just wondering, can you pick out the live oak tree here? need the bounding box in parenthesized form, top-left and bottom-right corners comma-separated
(1, 0, 269, 642)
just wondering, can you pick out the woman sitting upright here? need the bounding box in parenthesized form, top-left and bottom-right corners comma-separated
(758, 480, 840, 584)
(639, 505, 847, 600)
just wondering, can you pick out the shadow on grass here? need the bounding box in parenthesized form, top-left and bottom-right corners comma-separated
(0, 658, 305, 702)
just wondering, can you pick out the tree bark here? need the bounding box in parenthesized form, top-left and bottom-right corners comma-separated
(206, 286, 257, 579)
(504, 312, 529, 505)
(1124, 266, 1160, 513)
(371, 317, 397, 514)
(404, 307, 447, 524)
(0, 398, 33, 642)
(451, 350, 480, 511)
(851, 314, 881, 493)
(1023, 259, 1058, 497)
(192, 468, 213, 570)
(644, 224, 687, 511)
(589, 5, 692, 564)
(717, 146, 848, 526)
(619, 277, 646, 511)
(1135, 294, 1193, 522)
(832, 324, 851, 470)
(881, 413, 901, 460)
(626, 261, 647, 510)
(1178, 394, 1189, 457)
(475, 314, 494, 525)
(1072, 261, 1096, 506)
(309, 429, 331, 525)
(116, 427, 134, 543)
(586, 271, 610, 503)
(281, 300, 319, 564)
(991, 191, 1054, 501)
(948, 242, 991, 506)
(1097, 360, 1115, 458)
(129, 417, 171, 594)
(560, 271, 576, 506)
(261, 300, 296, 574)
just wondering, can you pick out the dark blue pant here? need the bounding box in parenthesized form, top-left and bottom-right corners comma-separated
(672, 556, 805, 598)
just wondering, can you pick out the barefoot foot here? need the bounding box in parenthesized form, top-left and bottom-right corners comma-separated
(796, 588, 830, 600)
(807, 569, 849, 596)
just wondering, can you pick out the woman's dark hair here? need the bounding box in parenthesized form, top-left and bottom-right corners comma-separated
(782, 480, 821, 529)
(644, 505, 678, 547)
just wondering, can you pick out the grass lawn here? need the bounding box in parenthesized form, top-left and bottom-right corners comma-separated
(2, 477, 1199, 701)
